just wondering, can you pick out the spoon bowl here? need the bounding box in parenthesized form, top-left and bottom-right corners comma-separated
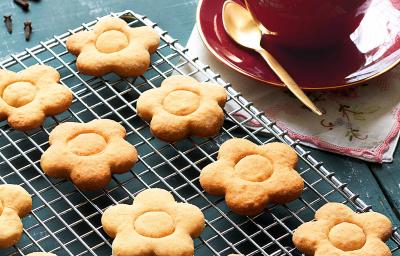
(222, 2, 262, 50)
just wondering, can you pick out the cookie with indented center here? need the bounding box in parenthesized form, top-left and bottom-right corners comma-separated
(293, 202, 392, 256)
(199, 138, 304, 216)
(40, 119, 138, 191)
(102, 188, 205, 256)
(0, 184, 32, 248)
(136, 75, 227, 142)
(0, 64, 72, 130)
(66, 17, 160, 77)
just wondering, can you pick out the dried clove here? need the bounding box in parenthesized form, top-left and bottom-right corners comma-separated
(4, 15, 12, 34)
(13, 0, 29, 12)
(24, 21, 32, 41)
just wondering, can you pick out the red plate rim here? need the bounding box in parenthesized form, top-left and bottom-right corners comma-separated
(196, 0, 400, 90)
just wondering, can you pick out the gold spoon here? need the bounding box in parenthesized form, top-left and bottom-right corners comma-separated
(222, 0, 322, 116)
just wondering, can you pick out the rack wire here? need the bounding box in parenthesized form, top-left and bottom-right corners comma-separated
(0, 10, 399, 256)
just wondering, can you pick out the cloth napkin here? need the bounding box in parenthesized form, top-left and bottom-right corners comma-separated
(185, 28, 400, 163)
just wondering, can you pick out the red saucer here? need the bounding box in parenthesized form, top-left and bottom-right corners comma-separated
(197, 0, 400, 90)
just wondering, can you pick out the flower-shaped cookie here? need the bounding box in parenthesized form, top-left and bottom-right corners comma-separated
(102, 188, 205, 256)
(27, 253, 56, 256)
(66, 17, 160, 77)
(0, 64, 72, 131)
(40, 119, 138, 191)
(0, 184, 32, 248)
(137, 75, 227, 142)
(199, 138, 304, 216)
(293, 203, 393, 256)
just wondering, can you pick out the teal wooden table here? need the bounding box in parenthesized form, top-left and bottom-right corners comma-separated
(0, 0, 399, 252)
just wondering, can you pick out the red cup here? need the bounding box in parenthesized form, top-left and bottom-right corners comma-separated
(243, 0, 372, 49)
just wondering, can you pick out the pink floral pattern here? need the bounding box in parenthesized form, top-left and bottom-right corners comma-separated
(185, 29, 400, 162)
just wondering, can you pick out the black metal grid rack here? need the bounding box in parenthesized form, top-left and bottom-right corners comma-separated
(0, 10, 399, 256)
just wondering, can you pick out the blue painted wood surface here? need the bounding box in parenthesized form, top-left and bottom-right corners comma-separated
(0, 0, 197, 60)
(0, 0, 398, 244)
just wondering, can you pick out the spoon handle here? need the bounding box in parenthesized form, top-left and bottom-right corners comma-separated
(256, 48, 323, 116)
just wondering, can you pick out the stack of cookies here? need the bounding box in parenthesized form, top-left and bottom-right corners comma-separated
(0, 16, 393, 256)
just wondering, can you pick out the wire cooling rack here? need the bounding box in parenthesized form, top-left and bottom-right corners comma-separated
(0, 10, 399, 256)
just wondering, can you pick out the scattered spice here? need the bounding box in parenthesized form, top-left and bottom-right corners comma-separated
(119, 13, 136, 22)
(13, 0, 29, 12)
(3, 15, 12, 34)
(24, 20, 32, 41)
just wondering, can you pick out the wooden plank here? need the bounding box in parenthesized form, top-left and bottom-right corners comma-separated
(370, 149, 400, 223)
(309, 148, 399, 225)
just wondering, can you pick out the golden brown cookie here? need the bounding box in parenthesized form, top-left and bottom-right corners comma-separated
(0, 64, 73, 131)
(66, 17, 160, 77)
(102, 188, 205, 256)
(136, 75, 227, 142)
(199, 138, 304, 216)
(27, 253, 56, 256)
(292, 202, 393, 256)
(0, 184, 32, 248)
(40, 119, 138, 191)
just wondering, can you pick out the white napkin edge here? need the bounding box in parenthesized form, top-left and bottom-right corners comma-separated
(184, 26, 399, 163)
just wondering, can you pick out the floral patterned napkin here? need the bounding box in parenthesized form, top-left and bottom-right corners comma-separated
(185, 28, 400, 162)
